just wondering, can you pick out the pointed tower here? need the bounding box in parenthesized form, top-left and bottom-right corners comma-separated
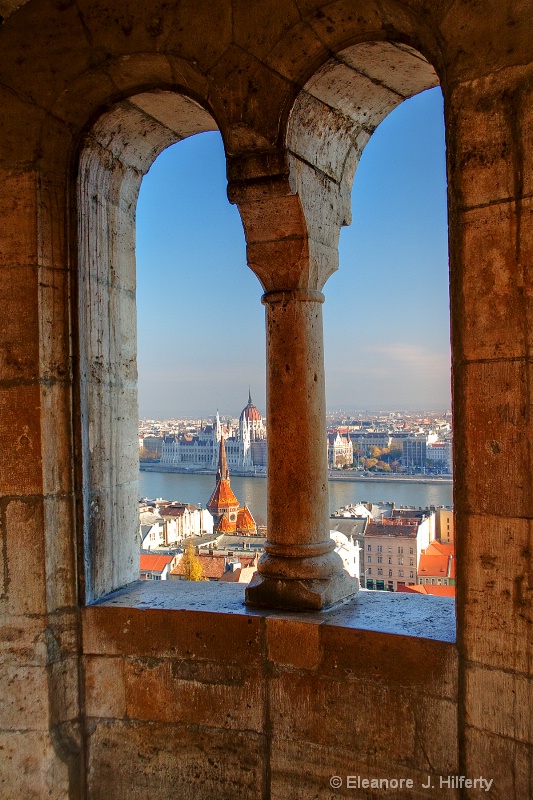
(207, 436, 240, 532)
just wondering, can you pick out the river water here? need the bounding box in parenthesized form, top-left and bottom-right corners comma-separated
(139, 471, 453, 527)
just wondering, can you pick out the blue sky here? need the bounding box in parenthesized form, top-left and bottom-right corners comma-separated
(136, 87, 450, 419)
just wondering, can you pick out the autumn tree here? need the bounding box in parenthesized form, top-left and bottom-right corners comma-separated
(180, 540, 204, 581)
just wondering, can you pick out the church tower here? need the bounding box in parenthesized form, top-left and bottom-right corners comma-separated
(206, 436, 240, 532)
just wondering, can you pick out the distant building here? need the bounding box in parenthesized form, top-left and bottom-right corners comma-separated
(160, 392, 266, 473)
(436, 507, 454, 545)
(417, 540, 456, 591)
(425, 440, 453, 473)
(364, 510, 435, 591)
(139, 501, 213, 550)
(402, 433, 438, 470)
(329, 507, 369, 585)
(349, 432, 392, 456)
(327, 429, 353, 467)
(159, 503, 213, 545)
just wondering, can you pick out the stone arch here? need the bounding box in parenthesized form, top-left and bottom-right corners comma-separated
(77, 90, 218, 601)
(285, 40, 439, 289)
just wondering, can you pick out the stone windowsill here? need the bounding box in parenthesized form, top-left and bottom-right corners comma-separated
(91, 580, 456, 643)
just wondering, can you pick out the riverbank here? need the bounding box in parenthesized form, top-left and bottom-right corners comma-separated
(139, 462, 453, 485)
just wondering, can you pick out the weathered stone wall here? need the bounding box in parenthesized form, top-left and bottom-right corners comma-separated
(82, 585, 458, 800)
(0, 0, 531, 797)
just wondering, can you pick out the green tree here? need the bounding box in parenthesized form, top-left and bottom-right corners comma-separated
(180, 540, 204, 581)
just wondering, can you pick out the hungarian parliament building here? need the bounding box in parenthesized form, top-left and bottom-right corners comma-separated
(160, 392, 267, 473)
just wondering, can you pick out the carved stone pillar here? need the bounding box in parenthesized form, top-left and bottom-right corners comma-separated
(245, 288, 357, 610)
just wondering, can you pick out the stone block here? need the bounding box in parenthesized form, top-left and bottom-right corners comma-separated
(339, 41, 438, 98)
(448, 80, 517, 209)
(0, 170, 38, 268)
(270, 738, 458, 800)
(0, 384, 43, 497)
(84, 655, 126, 719)
(441, 1, 533, 83)
(463, 726, 532, 800)
(305, 0, 384, 49)
(208, 44, 290, 152)
(413, 696, 458, 774)
(453, 359, 531, 519)
(2, 497, 47, 617)
(239, 195, 306, 244)
(460, 514, 533, 674)
(43, 494, 77, 612)
(0, 616, 48, 667)
(86, 719, 264, 800)
(129, 90, 217, 139)
(451, 199, 532, 362)
(82, 606, 263, 665)
(48, 656, 81, 726)
(0, 265, 39, 381)
(39, 383, 74, 498)
(264, 18, 325, 81)
(465, 665, 533, 743)
(319, 626, 458, 700)
(0, 730, 70, 800)
(0, 663, 49, 731)
(266, 617, 321, 669)
(269, 671, 415, 761)
(232, 0, 300, 62)
(84, 482, 140, 602)
(288, 90, 362, 184)
(124, 656, 265, 731)
(0, 91, 44, 166)
(0, 0, 91, 109)
(36, 265, 71, 382)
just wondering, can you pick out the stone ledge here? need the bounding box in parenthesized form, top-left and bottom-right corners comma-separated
(90, 581, 456, 643)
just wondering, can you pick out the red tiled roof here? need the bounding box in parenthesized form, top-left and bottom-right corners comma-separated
(207, 479, 240, 511)
(366, 522, 418, 538)
(159, 504, 186, 517)
(425, 540, 455, 557)
(418, 553, 450, 576)
(216, 515, 236, 533)
(236, 506, 256, 532)
(397, 584, 456, 597)
(140, 554, 173, 573)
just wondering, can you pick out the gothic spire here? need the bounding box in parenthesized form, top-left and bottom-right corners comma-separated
(217, 435, 230, 481)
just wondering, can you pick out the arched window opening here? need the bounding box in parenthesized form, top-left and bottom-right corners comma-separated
(326, 87, 453, 594)
(136, 132, 266, 577)
(286, 42, 454, 601)
(77, 91, 233, 602)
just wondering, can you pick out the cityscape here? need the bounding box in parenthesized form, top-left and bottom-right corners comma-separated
(138, 394, 455, 596)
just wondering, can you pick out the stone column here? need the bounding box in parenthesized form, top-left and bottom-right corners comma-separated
(245, 288, 357, 610)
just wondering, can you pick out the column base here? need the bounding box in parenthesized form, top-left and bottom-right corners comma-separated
(245, 570, 358, 611)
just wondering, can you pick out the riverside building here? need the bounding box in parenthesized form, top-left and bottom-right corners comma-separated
(160, 391, 267, 473)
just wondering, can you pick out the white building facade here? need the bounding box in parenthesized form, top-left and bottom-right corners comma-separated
(161, 393, 267, 473)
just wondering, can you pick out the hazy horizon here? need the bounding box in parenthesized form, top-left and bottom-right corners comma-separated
(136, 87, 450, 419)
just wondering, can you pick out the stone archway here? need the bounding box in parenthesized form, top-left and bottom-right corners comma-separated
(77, 90, 217, 601)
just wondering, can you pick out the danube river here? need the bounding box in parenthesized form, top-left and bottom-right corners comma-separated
(139, 471, 453, 528)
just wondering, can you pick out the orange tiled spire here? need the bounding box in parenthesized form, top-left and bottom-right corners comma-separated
(207, 436, 239, 516)
(236, 506, 257, 534)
